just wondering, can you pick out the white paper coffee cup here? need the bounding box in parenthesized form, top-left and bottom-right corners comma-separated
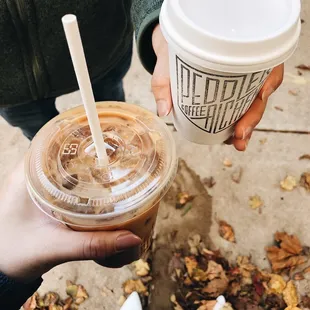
(160, 0, 301, 145)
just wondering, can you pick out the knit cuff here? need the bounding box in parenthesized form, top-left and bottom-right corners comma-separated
(131, 0, 163, 74)
(0, 272, 42, 309)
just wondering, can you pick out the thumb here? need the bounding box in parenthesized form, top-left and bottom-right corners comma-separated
(152, 25, 173, 117)
(54, 230, 141, 263)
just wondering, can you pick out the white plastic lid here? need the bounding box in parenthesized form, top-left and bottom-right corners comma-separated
(160, 0, 301, 73)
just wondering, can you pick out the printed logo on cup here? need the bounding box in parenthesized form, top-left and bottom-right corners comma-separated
(176, 56, 272, 134)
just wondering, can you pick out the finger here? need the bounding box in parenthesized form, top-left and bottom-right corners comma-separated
(53, 230, 141, 263)
(234, 64, 284, 141)
(95, 247, 140, 269)
(151, 25, 172, 117)
(234, 131, 253, 152)
(258, 64, 284, 101)
(234, 96, 266, 140)
(151, 53, 173, 117)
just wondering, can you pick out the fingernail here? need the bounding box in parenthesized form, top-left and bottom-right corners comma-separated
(116, 233, 142, 252)
(157, 100, 168, 117)
(262, 87, 275, 102)
(242, 127, 253, 140)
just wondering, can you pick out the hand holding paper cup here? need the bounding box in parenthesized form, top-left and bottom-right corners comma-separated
(160, 0, 301, 145)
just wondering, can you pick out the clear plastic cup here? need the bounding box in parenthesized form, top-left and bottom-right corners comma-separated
(160, 0, 301, 144)
(25, 102, 177, 256)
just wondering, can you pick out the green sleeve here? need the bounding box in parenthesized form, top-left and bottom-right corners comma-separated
(131, 0, 163, 74)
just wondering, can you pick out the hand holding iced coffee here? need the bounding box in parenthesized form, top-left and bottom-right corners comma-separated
(154, 0, 301, 149)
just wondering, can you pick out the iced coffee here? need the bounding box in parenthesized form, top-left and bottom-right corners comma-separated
(25, 102, 177, 255)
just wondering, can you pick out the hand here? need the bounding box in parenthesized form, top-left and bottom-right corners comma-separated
(0, 163, 141, 283)
(151, 24, 284, 151)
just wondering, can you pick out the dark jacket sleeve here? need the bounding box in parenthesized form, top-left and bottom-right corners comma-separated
(0, 272, 42, 309)
(131, 0, 164, 74)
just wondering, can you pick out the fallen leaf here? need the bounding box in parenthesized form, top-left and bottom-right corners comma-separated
(219, 220, 236, 243)
(299, 154, 310, 160)
(188, 234, 202, 256)
(296, 64, 310, 71)
(193, 268, 209, 282)
(268, 274, 287, 294)
(275, 232, 303, 255)
(63, 297, 73, 310)
(76, 285, 88, 300)
(222, 302, 234, 310)
(300, 172, 310, 192)
(66, 283, 78, 298)
(170, 294, 184, 310)
(280, 176, 298, 191)
(231, 167, 243, 184)
(118, 295, 126, 306)
(181, 203, 192, 217)
(123, 279, 148, 296)
(259, 138, 267, 145)
(223, 159, 233, 167)
(249, 195, 264, 210)
(168, 252, 185, 275)
(275, 106, 284, 111)
(202, 277, 229, 297)
(303, 266, 310, 274)
(288, 90, 298, 96)
(24, 293, 38, 310)
(293, 272, 304, 281)
(134, 259, 150, 277)
(266, 232, 306, 273)
(202, 176, 216, 188)
(176, 192, 194, 209)
(301, 295, 310, 308)
(184, 256, 198, 276)
(205, 261, 225, 281)
(265, 294, 286, 309)
(197, 300, 217, 310)
(283, 281, 299, 307)
(43, 292, 60, 306)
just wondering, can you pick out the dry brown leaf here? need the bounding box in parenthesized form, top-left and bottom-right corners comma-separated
(63, 297, 73, 310)
(293, 272, 304, 281)
(183, 277, 193, 286)
(184, 256, 198, 276)
(249, 195, 264, 210)
(268, 274, 287, 294)
(296, 64, 310, 70)
(259, 138, 267, 145)
(281, 176, 298, 191)
(202, 177, 216, 188)
(170, 294, 184, 310)
(266, 232, 306, 273)
(118, 295, 126, 306)
(288, 90, 298, 96)
(231, 167, 243, 184)
(299, 154, 310, 160)
(197, 300, 217, 310)
(48, 305, 63, 310)
(66, 283, 78, 298)
(43, 292, 60, 306)
(303, 266, 310, 274)
(300, 172, 310, 192)
(123, 279, 148, 296)
(275, 232, 303, 255)
(192, 268, 209, 282)
(223, 159, 233, 167)
(222, 303, 234, 310)
(219, 220, 236, 243)
(206, 260, 225, 280)
(188, 234, 202, 256)
(283, 281, 299, 307)
(134, 259, 150, 277)
(275, 106, 284, 111)
(24, 293, 38, 310)
(284, 307, 302, 310)
(176, 192, 194, 209)
(202, 277, 229, 297)
(301, 295, 310, 308)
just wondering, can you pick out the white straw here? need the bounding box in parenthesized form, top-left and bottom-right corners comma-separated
(62, 14, 109, 167)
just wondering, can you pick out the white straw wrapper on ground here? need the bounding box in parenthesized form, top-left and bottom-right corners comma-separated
(62, 14, 109, 166)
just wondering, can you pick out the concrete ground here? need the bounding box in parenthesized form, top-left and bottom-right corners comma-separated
(1, 1, 309, 309)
